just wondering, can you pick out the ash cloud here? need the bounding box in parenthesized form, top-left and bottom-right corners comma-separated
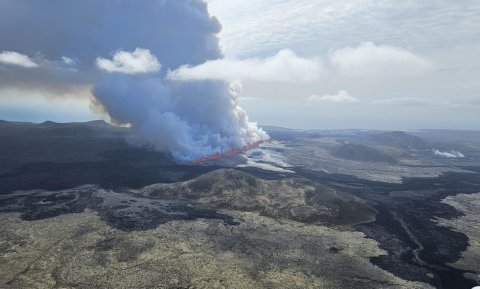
(0, 0, 268, 161)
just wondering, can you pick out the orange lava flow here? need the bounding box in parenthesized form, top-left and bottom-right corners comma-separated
(191, 139, 270, 165)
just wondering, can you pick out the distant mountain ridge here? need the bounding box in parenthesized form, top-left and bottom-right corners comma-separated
(366, 131, 428, 149)
(332, 143, 397, 163)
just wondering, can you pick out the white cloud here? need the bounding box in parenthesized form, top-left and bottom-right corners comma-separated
(206, 0, 380, 57)
(0, 51, 38, 68)
(433, 148, 465, 158)
(208, 1, 480, 60)
(372, 97, 450, 106)
(169, 42, 432, 82)
(329, 42, 432, 77)
(168, 49, 323, 82)
(96, 48, 161, 74)
(61, 56, 75, 65)
(307, 90, 358, 103)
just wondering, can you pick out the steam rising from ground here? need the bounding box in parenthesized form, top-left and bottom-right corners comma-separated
(0, 0, 268, 161)
(433, 148, 465, 158)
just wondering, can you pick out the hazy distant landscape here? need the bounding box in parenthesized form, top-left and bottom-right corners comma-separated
(1, 120, 479, 289)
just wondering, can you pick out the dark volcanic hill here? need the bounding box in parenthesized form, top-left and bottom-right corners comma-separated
(139, 169, 378, 226)
(332, 143, 397, 163)
(0, 120, 130, 174)
(367, 131, 428, 149)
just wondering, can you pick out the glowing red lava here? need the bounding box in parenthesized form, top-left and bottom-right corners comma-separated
(191, 139, 269, 165)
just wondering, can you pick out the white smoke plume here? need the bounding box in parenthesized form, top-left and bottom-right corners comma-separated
(94, 71, 268, 160)
(0, 0, 268, 161)
(432, 148, 465, 158)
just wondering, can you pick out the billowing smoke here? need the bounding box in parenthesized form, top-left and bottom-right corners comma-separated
(94, 64, 267, 160)
(0, 0, 268, 161)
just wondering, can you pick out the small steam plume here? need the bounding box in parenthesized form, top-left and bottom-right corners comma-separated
(0, 0, 268, 161)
